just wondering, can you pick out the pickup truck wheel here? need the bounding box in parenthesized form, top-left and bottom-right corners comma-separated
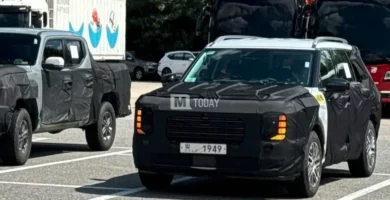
(139, 172, 173, 190)
(288, 131, 322, 198)
(85, 102, 116, 151)
(348, 120, 376, 177)
(1, 108, 32, 166)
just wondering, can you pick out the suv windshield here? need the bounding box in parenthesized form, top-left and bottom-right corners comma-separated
(212, 0, 297, 39)
(183, 49, 314, 85)
(0, 33, 40, 65)
(316, 0, 390, 61)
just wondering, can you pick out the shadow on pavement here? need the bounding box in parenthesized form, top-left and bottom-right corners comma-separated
(75, 168, 354, 199)
(27, 142, 91, 159)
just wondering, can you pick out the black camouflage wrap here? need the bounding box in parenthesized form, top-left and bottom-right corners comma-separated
(0, 66, 38, 134)
(133, 83, 321, 179)
(323, 46, 381, 166)
(88, 58, 131, 126)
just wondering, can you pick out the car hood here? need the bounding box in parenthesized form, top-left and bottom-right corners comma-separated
(146, 82, 310, 101)
(137, 82, 319, 114)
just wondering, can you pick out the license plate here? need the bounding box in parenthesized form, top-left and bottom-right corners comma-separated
(180, 143, 227, 155)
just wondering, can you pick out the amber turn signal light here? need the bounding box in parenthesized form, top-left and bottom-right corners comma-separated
(271, 114, 287, 141)
(135, 109, 145, 135)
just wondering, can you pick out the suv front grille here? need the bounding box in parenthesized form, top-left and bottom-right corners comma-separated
(166, 115, 245, 143)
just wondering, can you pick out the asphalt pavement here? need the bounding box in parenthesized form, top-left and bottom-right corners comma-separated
(0, 81, 390, 200)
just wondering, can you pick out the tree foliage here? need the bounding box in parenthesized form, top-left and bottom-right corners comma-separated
(126, 0, 205, 61)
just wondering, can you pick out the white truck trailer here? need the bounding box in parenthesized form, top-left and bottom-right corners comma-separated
(0, 0, 126, 61)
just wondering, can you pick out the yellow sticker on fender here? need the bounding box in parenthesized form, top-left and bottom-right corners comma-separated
(314, 94, 325, 103)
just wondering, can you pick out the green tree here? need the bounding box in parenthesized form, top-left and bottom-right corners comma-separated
(126, 0, 205, 61)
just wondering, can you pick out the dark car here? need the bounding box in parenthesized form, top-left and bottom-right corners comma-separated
(132, 36, 381, 197)
(125, 51, 158, 81)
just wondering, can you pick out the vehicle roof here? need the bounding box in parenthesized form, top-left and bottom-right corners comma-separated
(165, 50, 194, 55)
(207, 36, 353, 51)
(0, 28, 79, 37)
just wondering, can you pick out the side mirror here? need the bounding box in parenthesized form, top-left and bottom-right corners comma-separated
(42, 57, 64, 70)
(161, 73, 182, 86)
(189, 58, 194, 61)
(325, 77, 350, 92)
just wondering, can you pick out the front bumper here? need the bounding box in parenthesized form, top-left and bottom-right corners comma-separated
(133, 112, 306, 181)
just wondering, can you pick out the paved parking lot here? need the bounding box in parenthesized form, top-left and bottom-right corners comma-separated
(1, 81, 390, 200)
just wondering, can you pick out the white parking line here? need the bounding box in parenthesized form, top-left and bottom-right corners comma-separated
(32, 137, 50, 142)
(0, 180, 131, 191)
(0, 150, 131, 174)
(88, 177, 193, 200)
(337, 179, 390, 200)
(111, 147, 131, 150)
(116, 153, 132, 156)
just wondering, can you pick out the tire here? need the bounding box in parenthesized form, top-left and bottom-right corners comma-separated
(134, 67, 144, 81)
(139, 172, 174, 190)
(1, 108, 33, 166)
(85, 101, 116, 151)
(162, 68, 171, 76)
(348, 120, 376, 177)
(289, 131, 323, 198)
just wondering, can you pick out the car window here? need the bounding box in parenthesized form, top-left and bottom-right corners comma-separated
(63, 40, 84, 67)
(319, 50, 336, 84)
(183, 49, 314, 86)
(43, 39, 63, 62)
(173, 53, 184, 60)
(184, 53, 193, 60)
(330, 50, 355, 81)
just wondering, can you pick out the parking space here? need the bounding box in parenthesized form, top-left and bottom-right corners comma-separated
(0, 81, 389, 199)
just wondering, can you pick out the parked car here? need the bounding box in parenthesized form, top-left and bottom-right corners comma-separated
(157, 51, 198, 77)
(125, 51, 158, 81)
(0, 28, 131, 166)
(133, 35, 381, 198)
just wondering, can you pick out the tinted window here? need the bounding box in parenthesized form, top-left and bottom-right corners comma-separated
(319, 50, 336, 84)
(0, 33, 40, 65)
(213, 0, 297, 38)
(0, 13, 29, 27)
(316, 0, 390, 60)
(330, 50, 354, 81)
(44, 39, 63, 62)
(183, 49, 314, 86)
(173, 53, 184, 60)
(184, 53, 193, 60)
(64, 40, 84, 67)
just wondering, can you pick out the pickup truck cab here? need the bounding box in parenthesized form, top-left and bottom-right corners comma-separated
(0, 28, 131, 165)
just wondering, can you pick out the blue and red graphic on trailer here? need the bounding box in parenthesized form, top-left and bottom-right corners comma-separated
(68, 8, 119, 49)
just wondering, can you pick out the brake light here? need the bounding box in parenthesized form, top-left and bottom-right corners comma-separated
(271, 115, 287, 141)
(384, 71, 390, 80)
(136, 109, 145, 135)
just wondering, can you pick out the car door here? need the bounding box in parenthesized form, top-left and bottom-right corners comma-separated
(62, 38, 94, 123)
(171, 53, 184, 73)
(333, 49, 375, 160)
(319, 50, 351, 165)
(40, 39, 73, 125)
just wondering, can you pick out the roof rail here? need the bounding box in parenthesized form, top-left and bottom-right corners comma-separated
(214, 35, 260, 43)
(312, 36, 348, 48)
